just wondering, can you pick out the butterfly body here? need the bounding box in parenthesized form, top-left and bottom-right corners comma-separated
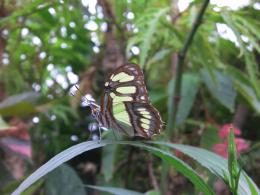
(96, 63, 163, 139)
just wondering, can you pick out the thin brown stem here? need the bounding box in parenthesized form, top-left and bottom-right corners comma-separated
(167, 0, 210, 138)
(147, 154, 159, 191)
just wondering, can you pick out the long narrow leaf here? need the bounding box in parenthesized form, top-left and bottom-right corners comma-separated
(85, 185, 143, 195)
(149, 141, 260, 195)
(12, 140, 214, 195)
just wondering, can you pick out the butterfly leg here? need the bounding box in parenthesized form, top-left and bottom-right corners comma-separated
(98, 125, 102, 143)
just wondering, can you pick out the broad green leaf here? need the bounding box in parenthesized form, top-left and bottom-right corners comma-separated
(168, 73, 200, 126)
(12, 140, 214, 195)
(0, 92, 39, 116)
(150, 141, 260, 195)
(45, 164, 86, 195)
(85, 185, 142, 195)
(200, 69, 236, 112)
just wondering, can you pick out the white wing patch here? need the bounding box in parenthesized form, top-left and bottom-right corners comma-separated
(116, 86, 136, 94)
(111, 72, 134, 82)
(113, 96, 133, 103)
(141, 123, 149, 130)
(141, 118, 150, 124)
(137, 107, 153, 133)
(110, 92, 133, 104)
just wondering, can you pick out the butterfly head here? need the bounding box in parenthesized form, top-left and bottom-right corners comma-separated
(104, 82, 112, 92)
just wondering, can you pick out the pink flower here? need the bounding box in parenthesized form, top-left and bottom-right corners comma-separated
(235, 138, 249, 152)
(218, 124, 241, 139)
(212, 143, 228, 159)
(212, 124, 249, 159)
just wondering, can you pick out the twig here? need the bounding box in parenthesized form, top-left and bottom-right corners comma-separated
(167, 0, 210, 138)
(147, 154, 159, 191)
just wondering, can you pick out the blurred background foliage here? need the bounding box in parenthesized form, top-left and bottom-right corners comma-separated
(0, 0, 259, 194)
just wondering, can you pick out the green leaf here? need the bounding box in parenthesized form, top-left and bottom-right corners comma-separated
(168, 73, 200, 126)
(146, 48, 171, 69)
(243, 173, 259, 195)
(200, 69, 236, 112)
(0, 92, 39, 116)
(228, 127, 239, 193)
(222, 12, 260, 99)
(228, 127, 238, 178)
(101, 132, 117, 181)
(0, 117, 10, 130)
(85, 185, 142, 195)
(45, 164, 86, 195)
(150, 141, 260, 195)
(139, 7, 169, 68)
(12, 140, 214, 195)
(0, 1, 59, 26)
(144, 190, 160, 195)
(226, 67, 260, 114)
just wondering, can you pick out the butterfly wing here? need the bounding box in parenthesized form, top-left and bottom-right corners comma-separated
(103, 63, 149, 102)
(99, 63, 163, 138)
(123, 102, 162, 138)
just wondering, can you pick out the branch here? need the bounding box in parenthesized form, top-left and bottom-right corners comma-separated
(167, 0, 210, 138)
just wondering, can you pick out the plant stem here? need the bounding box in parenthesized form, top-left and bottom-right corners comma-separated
(161, 2, 211, 193)
(167, 0, 210, 138)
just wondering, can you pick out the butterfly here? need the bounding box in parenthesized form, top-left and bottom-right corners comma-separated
(90, 63, 163, 139)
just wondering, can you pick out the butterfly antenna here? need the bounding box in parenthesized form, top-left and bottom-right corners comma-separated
(73, 85, 103, 143)
(74, 85, 100, 110)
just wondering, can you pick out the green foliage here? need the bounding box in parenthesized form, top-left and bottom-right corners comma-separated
(0, 92, 39, 116)
(1, 0, 260, 194)
(85, 185, 143, 195)
(11, 140, 260, 195)
(11, 141, 215, 195)
(168, 73, 200, 126)
(200, 69, 237, 112)
(45, 164, 86, 195)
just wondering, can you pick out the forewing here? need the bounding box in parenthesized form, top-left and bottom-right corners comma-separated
(104, 63, 149, 102)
